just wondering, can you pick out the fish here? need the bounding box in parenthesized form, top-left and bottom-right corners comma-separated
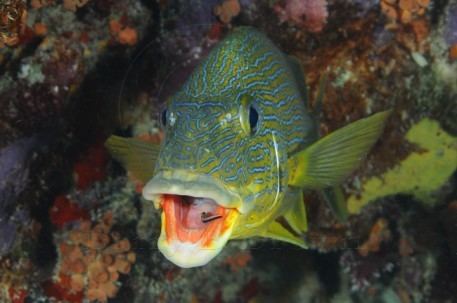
(106, 26, 390, 268)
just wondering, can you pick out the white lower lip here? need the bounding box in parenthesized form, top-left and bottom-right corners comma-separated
(157, 206, 236, 268)
(143, 171, 241, 267)
(157, 224, 233, 268)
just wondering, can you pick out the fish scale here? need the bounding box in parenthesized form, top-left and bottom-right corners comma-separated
(164, 27, 310, 200)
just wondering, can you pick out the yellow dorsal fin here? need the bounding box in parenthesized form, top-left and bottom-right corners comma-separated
(105, 135, 160, 183)
(288, 110, 391, 188)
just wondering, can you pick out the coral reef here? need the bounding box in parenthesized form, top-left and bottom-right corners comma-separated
(381, 0, 430, 25)
(52, 212, 136, 302)
(340, 199, 440, 302)
(348, 118, 457, 214)
(214, 0, 241, 24)
(0, 0, 456, 302)
(0, 0, 151, 142)
(0, 256, 33, 303)
(109, 19, 138, 46)
(0, 137, 36, 257)
(73, 142, 109, 190)
(357, 218, 391, 257)
(130, 240, 261, 303)
(49, 195, 89, 228)
(0, 0, 27, 47)
(274, 0, 328, 33)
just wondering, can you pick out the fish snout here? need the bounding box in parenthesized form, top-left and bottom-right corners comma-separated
(157, 139, 216, 172)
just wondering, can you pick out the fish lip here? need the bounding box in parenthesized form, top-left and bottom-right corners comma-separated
(144, 170, 242, 268)
(142, 170, 244, 212)
(158, 230, 234, 268)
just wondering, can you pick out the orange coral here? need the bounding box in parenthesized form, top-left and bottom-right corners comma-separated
(0, 257, 32, 302)
(380, 0, 430, 25)
(380, 0, 430, 52)
(0, 0, 27, 47)
(33, 22, 47, 36)
(118, 27, 138, 46)
(8, 288, 27, 303)
(449, 44, 457, 61)
(214, 0, 241, 24)
(54, 212, 136, 302)
(109, 18, 138, 46)
(410, 19, 428, 43)
(358, 218, 391, 257)
(109, 19, 122, 35)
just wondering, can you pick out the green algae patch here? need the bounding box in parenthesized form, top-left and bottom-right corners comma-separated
(348, 119, 457, 214)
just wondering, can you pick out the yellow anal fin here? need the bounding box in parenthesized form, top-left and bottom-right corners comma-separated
(105, 135, 160, 183)
(282, 189, 308, 234)
(320, 186, 348, 222)
(288, 110, 391, 189)
(262, 220, 307, 249)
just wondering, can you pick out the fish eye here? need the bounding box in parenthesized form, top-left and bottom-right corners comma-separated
(161, 108, 167, 127)
(240, 95, 260, 135)
(249, 106, 259, 133)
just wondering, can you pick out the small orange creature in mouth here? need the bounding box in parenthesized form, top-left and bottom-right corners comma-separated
(161, 194, 234, 246)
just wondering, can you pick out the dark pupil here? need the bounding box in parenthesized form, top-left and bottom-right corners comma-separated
(161, 109, 167, 126)
(249, 106, 258, 132)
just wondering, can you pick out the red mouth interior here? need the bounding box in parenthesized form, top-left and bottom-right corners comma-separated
(162, 194, 232, 246)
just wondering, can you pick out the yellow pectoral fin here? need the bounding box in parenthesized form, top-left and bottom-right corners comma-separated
(262, 220, 308, 249)
(105, 135, 160, 183)
(288, 110, 391, 189)
(282, 189, 308, 234)
(262, 189, 308, 248)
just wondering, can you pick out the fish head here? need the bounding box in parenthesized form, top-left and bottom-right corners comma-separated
(143, 92, 290, 268)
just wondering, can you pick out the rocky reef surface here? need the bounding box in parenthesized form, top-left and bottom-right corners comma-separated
(0, 0, 456, 302)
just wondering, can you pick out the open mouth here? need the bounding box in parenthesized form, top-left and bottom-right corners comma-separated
(142, 171, 241, 268)
(161, 194, 237, 246)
